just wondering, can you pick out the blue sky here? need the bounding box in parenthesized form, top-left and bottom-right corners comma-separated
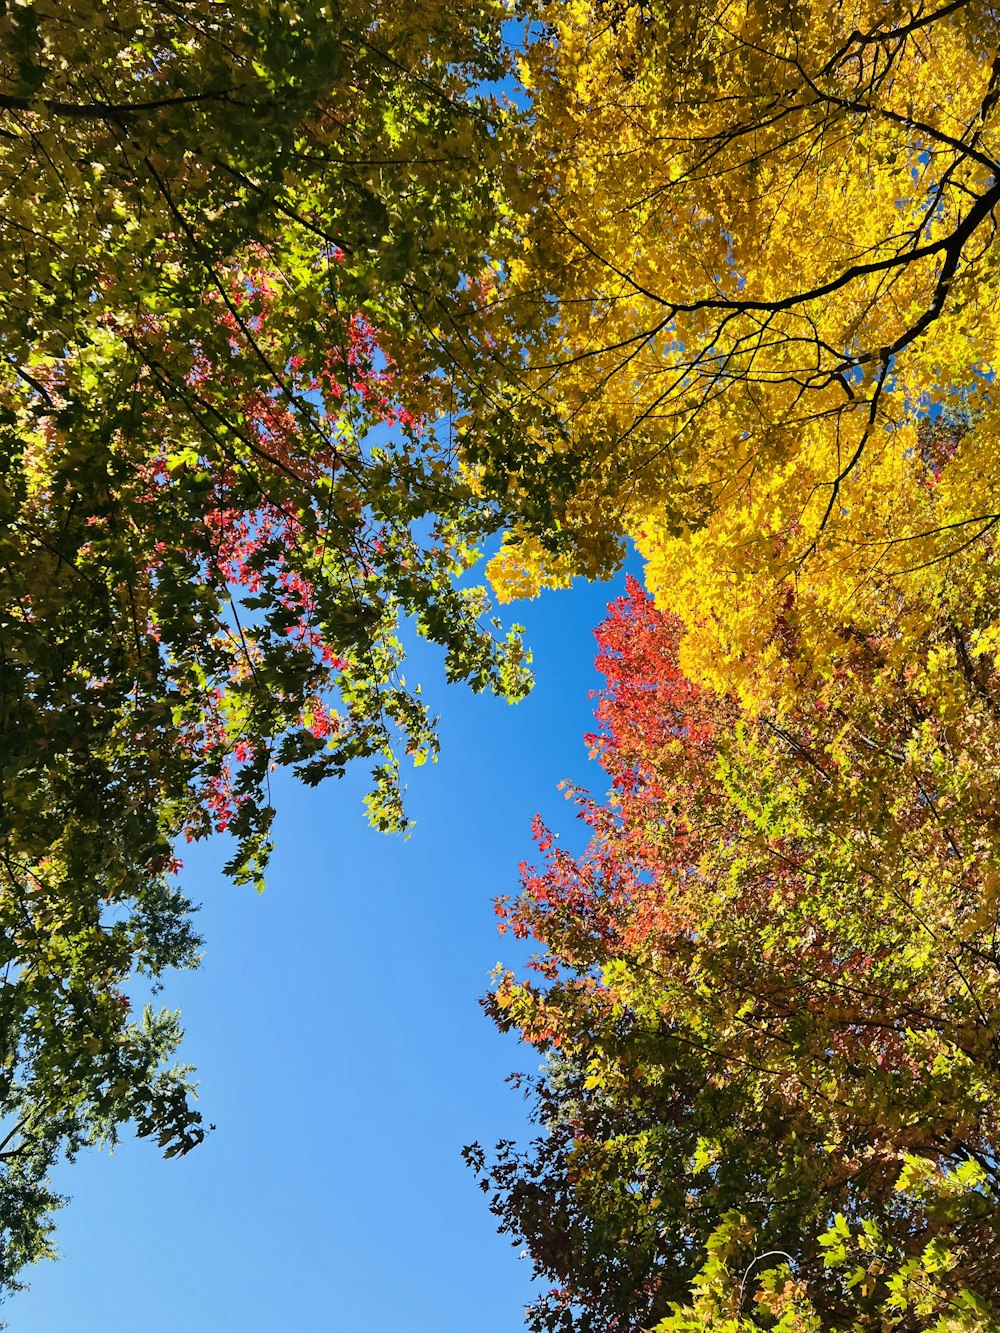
(12, 559, 639, 1333)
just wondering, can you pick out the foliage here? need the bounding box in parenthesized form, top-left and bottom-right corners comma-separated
(0, 0, 530, 1295)
(486, 0, 1000, 713)
(471, 580, 1000, 1331)
(470, 10, 1000, 1325)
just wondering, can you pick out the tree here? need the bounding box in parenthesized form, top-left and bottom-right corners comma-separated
(485, 0, 1000, 712)
(0, 0, 530, 1295)
(471, 579, 1000, 1331)
(445, 9, 1000, 1325)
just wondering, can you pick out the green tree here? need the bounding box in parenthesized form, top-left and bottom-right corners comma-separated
(473, 581, 1000, 1332)
(0, 0, 530, 1294)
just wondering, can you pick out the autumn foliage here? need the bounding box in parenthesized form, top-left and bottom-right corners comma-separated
(7, 0, 1000, 1323)
(473, 579, 1000, 1331)
(470, 11, 1000, 1319)
(487, 0, 1000, 716)
(0, 0, 525, 1292)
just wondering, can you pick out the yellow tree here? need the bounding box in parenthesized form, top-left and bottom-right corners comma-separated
(487, 0, 1000, 713)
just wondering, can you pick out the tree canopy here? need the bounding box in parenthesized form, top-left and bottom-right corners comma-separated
(470, 5, 1000, 1328)
(7, 0, 1000, 1321)
(0, 0, 530, 1296)
(472, 579, 1000, 1332)
(485, 0, 1000, 711)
